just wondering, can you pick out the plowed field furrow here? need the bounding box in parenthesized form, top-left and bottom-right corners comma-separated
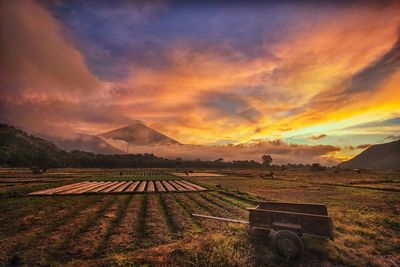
(200, 193, 247, 218)
(52, 196, 117, 262)
(93, 195, 133, 256)
(175, 180, 197, 191)
(209, 191, 250, 209)
(184, 193, 219, 215)
(142, 195, 171, 247)
(217, 191, 258, 205)
(173, 194, 217, 230)
(64, 197, 121, 259)
(155, 181, 166, 192)
(137, 181, 147, 192)
(161, 181, 176, 191)
(113, 182, 133, 193)
(18, 196, 103, 265)
(168, 180, 188, 191)
(158, 194, 177, 234)
(180, 180, 207, 191)
(193, 193, 234, 217)
(58, 182, 104, 194)
(137, 194, 147, 239)
(30, 182, 90, 195)
(124, 181, 140, 192)
(0, 197, 86, 263)
(147, 181, 155, 192)
(85, 182, 113, 193)
(109, 182, 131, 193)
(70, 182, 109, 194)
(162, 194, 194, 233)
(170, 194, 202, 232)
(101, 182, 127, 193)
(185, 193, 245, 231)
(108, 195, 142, 252)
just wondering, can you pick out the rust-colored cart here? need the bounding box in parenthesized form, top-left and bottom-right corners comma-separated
(193, 201, 334, 260)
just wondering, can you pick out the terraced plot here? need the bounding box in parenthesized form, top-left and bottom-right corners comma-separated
(29, 180, 207, 195)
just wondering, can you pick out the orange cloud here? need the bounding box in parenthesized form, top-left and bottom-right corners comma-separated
(1, 0, 399, 164)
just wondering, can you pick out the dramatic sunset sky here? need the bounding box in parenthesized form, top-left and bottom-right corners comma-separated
(1, 0, 399, 164)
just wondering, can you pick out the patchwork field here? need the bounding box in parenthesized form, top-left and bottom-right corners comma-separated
(0, 168, 399, 266)
(29, 180, 207, 195)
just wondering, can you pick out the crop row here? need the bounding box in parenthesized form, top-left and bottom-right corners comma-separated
(0, 191, 256, 266)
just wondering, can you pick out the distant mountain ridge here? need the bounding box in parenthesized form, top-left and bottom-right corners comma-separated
(0, 123, 262, 169)
(98, 123, 180, 146)
(35, 122, 180, 155)
(339, 140, 400, 170)
(0, 124, 66, 166)
(46, 134, 124, 154)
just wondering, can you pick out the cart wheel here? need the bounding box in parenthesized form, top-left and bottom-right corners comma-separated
(272, 230, 304, 260)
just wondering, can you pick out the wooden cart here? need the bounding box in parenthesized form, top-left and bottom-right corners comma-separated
(193, 201, 334, 260)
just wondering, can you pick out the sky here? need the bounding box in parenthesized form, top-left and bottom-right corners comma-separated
(1, 0, 400, 164)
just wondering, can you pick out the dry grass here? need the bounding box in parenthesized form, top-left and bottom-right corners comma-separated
(0, 168, 399, 266)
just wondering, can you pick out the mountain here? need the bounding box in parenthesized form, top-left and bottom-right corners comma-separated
(0, 124, 262, 169)
(339, 140, 400, 170)
(47, 134, 124, 154)
(98, 122, 180, 146)
(0, 124, 66, 167)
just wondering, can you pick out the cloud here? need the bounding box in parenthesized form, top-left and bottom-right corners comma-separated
(0, 0, 125, 137)
(1, 0, 400, 163)
(348, 117, 400, 129)
(356, 144, 372, 149)
(112, 140, 342, 165)
(202, 92, 261, 122)
(345, 34, 400, 95)
(0, 0, 104, 98)
(309, 134, 327, 140)
(385, 135, 400, 141)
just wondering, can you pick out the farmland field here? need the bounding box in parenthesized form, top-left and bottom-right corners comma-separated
(0, 168, 399, 266)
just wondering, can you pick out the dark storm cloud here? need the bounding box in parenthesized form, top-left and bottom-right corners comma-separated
(303, 31, 400, 116)
(202, 93, 261, 122)
(346, 34, 400, 94)
(347, 117, 400, 129)
(43, 0, 312, 80)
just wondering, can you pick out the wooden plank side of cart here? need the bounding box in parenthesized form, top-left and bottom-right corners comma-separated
(257, 201, 328, 215)
(247, 208, 334, 240)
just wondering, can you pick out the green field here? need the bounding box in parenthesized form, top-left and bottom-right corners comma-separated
(0, 168, 399, 266)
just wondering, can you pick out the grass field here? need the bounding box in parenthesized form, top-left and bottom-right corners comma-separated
(0, 168, 399, 266)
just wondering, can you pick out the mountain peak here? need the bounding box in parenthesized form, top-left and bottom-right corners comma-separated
(98, 123, 180, 146)
(339, 140, 400, 170)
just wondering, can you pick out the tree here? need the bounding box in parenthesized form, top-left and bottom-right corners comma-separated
(261, 155, 273, 167)
(175, 157, 183, 168)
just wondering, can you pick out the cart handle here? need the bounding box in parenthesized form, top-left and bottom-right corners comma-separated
(192, 213, 249, 225)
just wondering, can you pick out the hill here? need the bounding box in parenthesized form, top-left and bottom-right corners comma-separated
(47, 134, 123, 155)
(0, 124, 261, 169)
(339, 140, 400, 170)
(0, 124, 66, 167)
(99, 122, 180, 146)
